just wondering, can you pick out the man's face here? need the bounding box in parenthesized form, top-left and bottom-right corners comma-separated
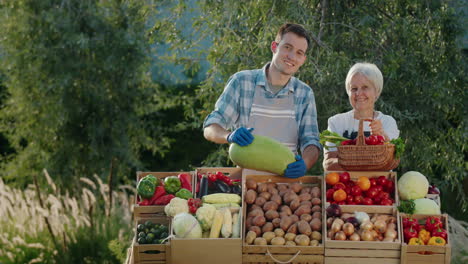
(270, 32, 308, 76)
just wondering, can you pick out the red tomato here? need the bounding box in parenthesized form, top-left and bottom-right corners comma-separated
(362, 197, 373, 205)
(339, 172, 351, 183)
(351, 185, 362, 196)
(337, 201, 346, 205)
(326, 189, 335, 200)
(380, 198, 393, 206)
(374, 185, 383, 192)
(366, 187, 379, 199)
(373, 192, 383, 204)
(377, 176, 388, 186)
(333, 182, 346, 191)
(370, 178, 378, 187)
(345, 187, 352, 195)
(346, 195, 354, 204)
(354, 195, 364, 205)
(384, 180, 395, 193)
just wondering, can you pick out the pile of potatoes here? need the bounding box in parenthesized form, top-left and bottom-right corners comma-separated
(244, 179, 322, 246)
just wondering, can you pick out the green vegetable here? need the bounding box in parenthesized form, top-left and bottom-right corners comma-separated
(397, 199, 416, 214)
(202, 193, 241, 204)
(414, 198, 441, 215)
(175, 188, 193, 199)
(137, 178, 156, 199)
(319, 130, 348, 150)
(398, 171, 429, 200)
(164, 176, 181, 194)
(229, 134, 295, 175)
(144, 174, 160, 187)
(390, 138, 406, 159)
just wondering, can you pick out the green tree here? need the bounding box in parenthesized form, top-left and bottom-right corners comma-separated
(158, 0, 467, 220)
(0, 0, 170, 186)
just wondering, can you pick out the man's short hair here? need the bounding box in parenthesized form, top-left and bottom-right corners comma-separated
(275, 23, 311, 50)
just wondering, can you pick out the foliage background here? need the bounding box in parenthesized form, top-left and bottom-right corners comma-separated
(0, 0, 466, 263)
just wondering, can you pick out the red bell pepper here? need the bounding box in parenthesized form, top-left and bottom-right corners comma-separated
(150, 186, 166, 205)
(425, 216, 443, 232)
(404, 226, 419, 243)
(403, 217, 420, 231)
(431, 227, 448, 241)
(138, 199, 151, 206)
(154, 194, 175, 205)
(178, 173, 192, 191)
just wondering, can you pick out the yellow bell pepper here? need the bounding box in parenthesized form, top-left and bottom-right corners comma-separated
(427, 236, 446, 246)
(418, 229, 431, 244)
(408, 237, 425, 245)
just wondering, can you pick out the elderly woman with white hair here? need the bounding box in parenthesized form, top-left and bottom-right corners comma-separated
(323, 62, 400, 171)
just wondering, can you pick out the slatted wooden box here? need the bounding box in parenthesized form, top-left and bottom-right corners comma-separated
(242, 174, 324, 264)
(324, 205, 402, 264)
(400, 214, 451, 264)
(133, 217, 171, 264)
(134, 171, 194, 218)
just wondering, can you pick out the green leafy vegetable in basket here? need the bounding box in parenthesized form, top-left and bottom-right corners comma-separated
(319, 130, 349, 150)
(398, 199, 415, 214)
(390, 138, 406, 159)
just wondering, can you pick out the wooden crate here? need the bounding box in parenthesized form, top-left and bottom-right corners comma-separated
(400, 214, 451, 264)
(242, 174, 325, 264)
(324, 171, 399, 210)
(133, 217, 171, 264)
(134, 171, 194, 218)
(324, 205, 402, 264)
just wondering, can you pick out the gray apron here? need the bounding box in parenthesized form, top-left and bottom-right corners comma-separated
(242, 84, 298, 176)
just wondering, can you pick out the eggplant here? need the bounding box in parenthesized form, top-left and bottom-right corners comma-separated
(230, 184, 241, 195)
(198, 175, 209, 198)
(214, 179, 230, 193)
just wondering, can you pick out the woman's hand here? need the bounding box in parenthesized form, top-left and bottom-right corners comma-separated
(369, 120, 389, 141)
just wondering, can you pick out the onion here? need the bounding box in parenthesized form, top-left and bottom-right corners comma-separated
(360, 221, 373, 231)
(334, 231, 347, 241)
(384, 229, 397, 240)
(349, 233, 360, 241)
(346, 217, 360, 228)
(354, 211, 370, 224)
(373, 220, 387, 233)
(361, 230, 374, 241)
(326, 204, 342, 217)
(342, 223, 355, 236)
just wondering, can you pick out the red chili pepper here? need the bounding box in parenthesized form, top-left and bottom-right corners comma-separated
(149, 186, 166, 205)
(425, 216, 443, 232)
(403, 217, 420, 231)
(215, 171, 234, 186)
(138, 199, 151, 206)
(178, 173, 192, 191)
(431, 227, 448, 241)
(154, 194, 175, 205)
(404, 226, 419, 243)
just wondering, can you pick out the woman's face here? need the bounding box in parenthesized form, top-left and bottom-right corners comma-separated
(348, 73, 377, 113)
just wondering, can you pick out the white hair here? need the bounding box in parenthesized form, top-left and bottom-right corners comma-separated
(345, 62, 384, 98)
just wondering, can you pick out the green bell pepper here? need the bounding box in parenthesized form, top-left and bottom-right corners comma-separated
(164, 176, 181, 194)
(137, 178, 156, 199)
(175, 188, 193, 199)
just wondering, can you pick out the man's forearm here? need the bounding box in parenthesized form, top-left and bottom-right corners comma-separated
(203, 124, 230, 144)
(302, 145, 320, 170)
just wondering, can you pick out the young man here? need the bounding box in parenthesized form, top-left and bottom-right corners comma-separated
(203, 23, 321, 178)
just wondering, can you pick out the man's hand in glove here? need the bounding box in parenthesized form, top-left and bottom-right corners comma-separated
(284, 155, 307, 178)
(227, 127, 254, 146)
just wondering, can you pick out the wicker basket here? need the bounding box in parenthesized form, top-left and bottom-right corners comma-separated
(337, 119, 400, 171)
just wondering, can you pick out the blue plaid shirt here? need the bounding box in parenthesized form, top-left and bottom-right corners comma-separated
(203, 63, 322, 153)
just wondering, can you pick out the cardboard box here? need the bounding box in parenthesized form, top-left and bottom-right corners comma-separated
(134, 171, 194, 218)
(400, 214, 451, 264)
(324, 205, 402, 264)
(324, 171, 399, 210)
(133, 217, 171, 264)
(242, 174, 325, 264)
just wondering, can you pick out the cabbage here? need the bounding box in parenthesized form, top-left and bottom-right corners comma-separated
(398, 171, 429, 200)
(173, 213, 202, 238)
(414, 198, 441, 215)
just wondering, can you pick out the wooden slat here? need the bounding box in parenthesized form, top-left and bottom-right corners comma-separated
(243, 253, 324, 263)
(325, 248, 400, 258)
(242, 245, 323, 254)
(325, 256, 400, 264)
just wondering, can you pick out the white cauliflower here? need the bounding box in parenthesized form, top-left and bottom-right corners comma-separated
(414, 198, 441, 215)
(398, 171, 429, 200)
(195, 203, 216, 231)
(164, 197, 189, 217)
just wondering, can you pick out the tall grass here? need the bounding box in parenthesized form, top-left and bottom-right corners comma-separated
(0, 169, 135, 264)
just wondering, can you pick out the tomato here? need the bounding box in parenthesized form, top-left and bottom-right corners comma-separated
(333, 182, 346, 191)
(351, 185, 362, 196)
(326, 189, 335, 200)
(380, 198, 393, 206)
(365, 187, 379, 199)
(339, 172, 351, 183)
(377, 176, 388, 186)
(346, 195, 354, 204)
(326, 172, 340, 185)
(374, 185, 383, 192)
(384, 180, 395, 193)
(354, 195, 364, 205)
(357, 176, 371, 191)
(370, 178, 378, 187)
(362, 197, 373, 205)
(345, 187, 352, 195)
(333, 189, 347, 202)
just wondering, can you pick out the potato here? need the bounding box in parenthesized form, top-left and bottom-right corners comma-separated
(310, 231, 322, 242)
(259, 191, 271, 201)
(270, 237, 286, 246)
(255, 196, 267, 207)
(265, 210, 280, 221)
(300, 200, 312, 207)
(300, 214, 312, 222)
(279, 211, 289, 219)
(274, 228, 285, 237)
(311, 205, 321, 213)
(254, 237, 267, 245)
(268, 187, 279, 195)
(245, 231, 257, 245)
(280, 205, 292, 215)
(262, 231, 276, 243)
(300, 187, 311, 194)
(283, 192, 299, 204)
(245, 216, 253, 229)
(310, 218, 322, 232)
(246, 179, 257, 190)
(294, 234, 310, 246)
(287, 222, 298, 234)
(309, 239, 319, 246)
(257, 183, 268, 193)
(299, 193, 312, 202)
(263, 201, 279, 212)
(297, 220, 312, 236)
(289, 198, 301, 211)
(285, 241, 296, 246)
(289, 182, 302, 193)
(248, 208, 264, 218)
(249, 226, 262, 237)
(284, 232, 296, 241)
(266, 182, 277, 189)
(252, 215, 266, 227)
(262, 222, 274, 233)
(310, 187, 321, 198)
(280, 216, 293, 231)
(290, 214, 299, 222)
(277, 184, 288, 191)
(272, 218, 281, 228)
(270, 194, 282, 205)
(249, 204, 261, 212)
(312, 211, 322, 220)
(311, 197, 321, 206)
(294, 205, 311, 216)
(245, 189, 257, 204)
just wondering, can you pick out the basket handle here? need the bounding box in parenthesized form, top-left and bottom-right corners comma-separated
(356, 119, 366, 146)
